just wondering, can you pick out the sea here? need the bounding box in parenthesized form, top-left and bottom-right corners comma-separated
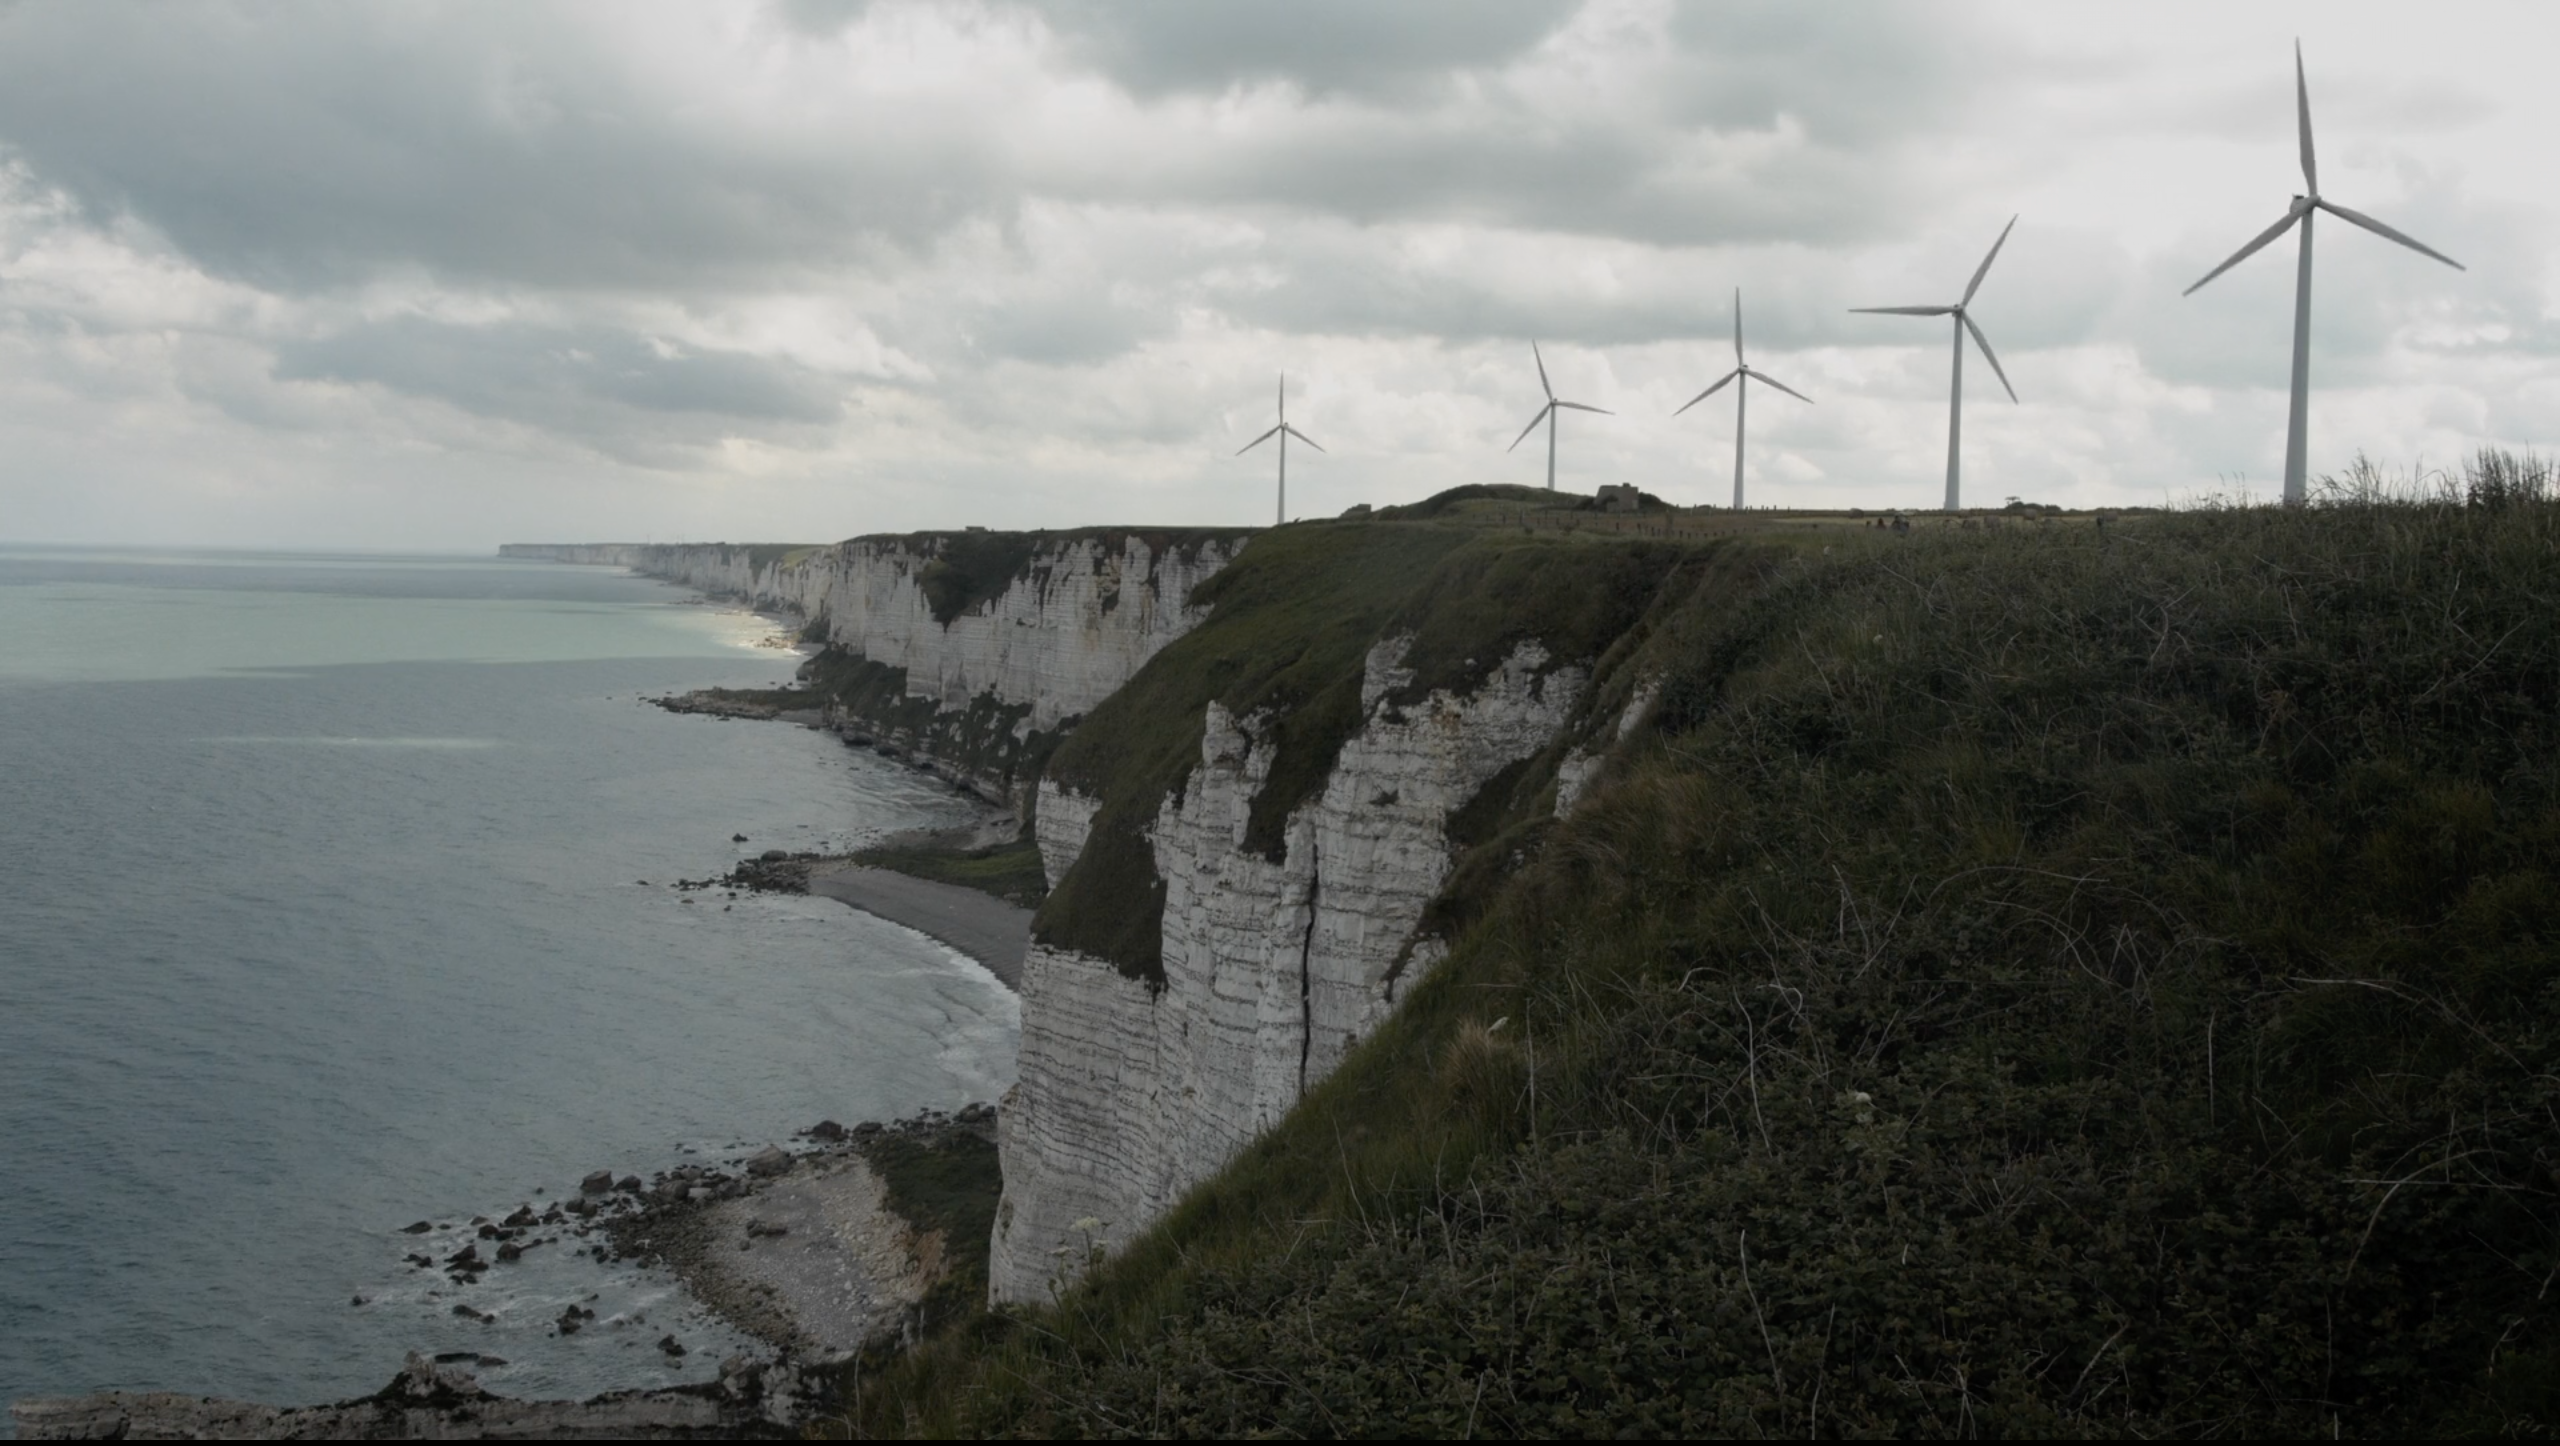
(0, 546, 1021, 1428)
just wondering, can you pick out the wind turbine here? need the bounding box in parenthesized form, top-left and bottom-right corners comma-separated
(1675, 289, 1812, 509)
(1236, 375, 1322, 525)
(1508, 342, 1611, 490)
(2184, 41, 2464, 506)
(1852, 216, 2019, 512)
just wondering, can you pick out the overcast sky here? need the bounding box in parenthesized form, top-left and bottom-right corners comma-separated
(0, 0, 2550, 549)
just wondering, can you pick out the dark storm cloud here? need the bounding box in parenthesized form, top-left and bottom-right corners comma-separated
(0, 1, 1975, 304)
(1022, 0, 1578, 99)
(273, 317, 844, 436)
(0, 6, 990, 293)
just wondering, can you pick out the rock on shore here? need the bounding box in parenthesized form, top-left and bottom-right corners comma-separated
(9, 1350, 821, 1440)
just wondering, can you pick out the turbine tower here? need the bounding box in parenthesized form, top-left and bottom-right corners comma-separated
(2183, 41, 2464, 506)
(1675, 289, 1812, 509)
(1852, 216, 2020, 512)
(1236, 374, 1322, 525)
(1508, 342, 1611, 490)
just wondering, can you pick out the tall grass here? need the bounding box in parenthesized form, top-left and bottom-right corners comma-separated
(849, 470, 2560, 1437)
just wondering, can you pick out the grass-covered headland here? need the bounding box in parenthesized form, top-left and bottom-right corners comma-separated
(839, 458, 2560, 1438)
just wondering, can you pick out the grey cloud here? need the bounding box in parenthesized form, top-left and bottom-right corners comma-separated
(1021, 0, 1577, 99)
(0, 7, 997, 294)
(272, 316, 844, 441)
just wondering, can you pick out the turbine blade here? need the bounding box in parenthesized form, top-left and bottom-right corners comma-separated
(1745, 367, 1813, 405)
(1962, 314, 2018, 404)
(1532, 341, 1553, 400)
(1281, 423, 1325, 452)
(1554, 400, 1612, 415)
(1962, 215, 2018, 306)
(1733, 287, 1744, 364)
(1276, 373, 1285, 420)
(1851, 305, 1956, 316)
(2296, 40, 2318, 196)
(1673, 369, 1741, 415)
(2316, 199, 2465, 271)
(1236, 425, 1281, 455)
(1508, 403, 1554, 452)
(2183, 210, 2301, 295)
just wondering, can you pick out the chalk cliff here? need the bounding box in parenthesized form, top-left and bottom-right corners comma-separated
(503, 532, 1244, 805)
(987, 638, 1589, 1302)
(516, 523, 1694, 1313)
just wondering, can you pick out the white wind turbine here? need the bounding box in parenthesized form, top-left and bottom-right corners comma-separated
(1675, 289, 1812, 509)
(1508, 342, 1611, 490)
(1852, 216, 2019, 512)
(2184, 41, 2464, 506)
(1236, 375, 1323, 525)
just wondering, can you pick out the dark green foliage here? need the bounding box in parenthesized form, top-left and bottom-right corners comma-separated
(1035, 523, 1476, 978)
(739, 543, 818, 572)
(852, 493, 2560, 1438)
(852, 836, 1048, 909)
(899, 527, 1259, 627)
(1035, 522, 1706, 980)
(916, 532, 1039, 625)
(860, 1127, 1003, 1334)
(793, 648, 1059, 806)
(1373, 483, 1583, 520)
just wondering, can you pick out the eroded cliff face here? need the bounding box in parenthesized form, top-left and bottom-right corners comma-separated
(988, 638, 1586, 1302)
(503, 534, 1242, 803)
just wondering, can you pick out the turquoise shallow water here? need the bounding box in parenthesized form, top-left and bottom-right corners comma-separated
(0, 547, 1018, 1422)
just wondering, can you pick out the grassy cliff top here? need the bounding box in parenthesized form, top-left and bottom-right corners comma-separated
(859, 478, 2560, 1438)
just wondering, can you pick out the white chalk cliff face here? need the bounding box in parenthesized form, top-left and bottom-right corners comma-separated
(989, 639, 1587, 1303)
(503, 535, 1239, 780)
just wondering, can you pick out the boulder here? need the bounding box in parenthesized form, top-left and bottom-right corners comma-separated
(579, 1170, 614, 1195)
(743, 1146, 792, 1178)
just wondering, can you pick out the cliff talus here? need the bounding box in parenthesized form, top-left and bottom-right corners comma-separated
(990, 638, 1588, 1299)
(504, 531, 1246, 805)
(986, 526, 1701, 1301)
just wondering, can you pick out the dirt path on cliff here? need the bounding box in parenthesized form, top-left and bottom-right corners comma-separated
(807, 864, 1030, 989)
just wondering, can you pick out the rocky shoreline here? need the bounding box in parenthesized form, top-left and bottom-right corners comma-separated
(599, 1107, 995, 1359)
(12, 1107, 996, 1440)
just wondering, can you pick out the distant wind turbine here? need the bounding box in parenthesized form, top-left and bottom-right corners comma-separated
(1852, 216, 2020, 512)
(1675, 289, 1812, 509)
(2184, 41, 2464, 506)
(1236, 375, 1322, 525)
(1508, 342, 1611, 490)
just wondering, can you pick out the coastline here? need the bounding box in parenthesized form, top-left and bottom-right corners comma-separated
(8, 572, 1024, 1438)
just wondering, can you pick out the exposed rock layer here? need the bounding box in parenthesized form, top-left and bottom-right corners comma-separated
(9, 1352, 818, 1440)
(503, 533, 1240, 725)
(988, 640, 1586, 1302)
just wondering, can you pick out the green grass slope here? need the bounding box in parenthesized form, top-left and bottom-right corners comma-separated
(1032, 520, 1718, 984)
(850, 488, 2560, 1438)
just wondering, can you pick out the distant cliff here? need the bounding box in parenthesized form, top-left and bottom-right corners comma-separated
(985, 521, 1705, 1302)
(504, 531, 1248, 808)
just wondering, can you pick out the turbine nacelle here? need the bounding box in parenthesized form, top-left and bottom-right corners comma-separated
(2181, 41, 2464, 504)
(1850, 216, 2021, 510)
(1508, 342, 1610, 490)
(1237, 374, 1321, 525)
(1673, 289, 1811, 510)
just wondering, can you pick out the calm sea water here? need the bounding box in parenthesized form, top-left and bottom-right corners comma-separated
(0, 547, 1019, 1425)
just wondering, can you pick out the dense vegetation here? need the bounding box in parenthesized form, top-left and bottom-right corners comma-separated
(851, 836, 1048, 910)
(1034, 519, 1710, 983)
(849, 459, 2560, 1437)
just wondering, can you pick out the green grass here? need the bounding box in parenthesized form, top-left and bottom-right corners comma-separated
(852, 837, 1048, 910)
(1033, 518, 1718, 982)
(859, 1127, 1004, 1336)
(846, 473, 2560, 1438)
